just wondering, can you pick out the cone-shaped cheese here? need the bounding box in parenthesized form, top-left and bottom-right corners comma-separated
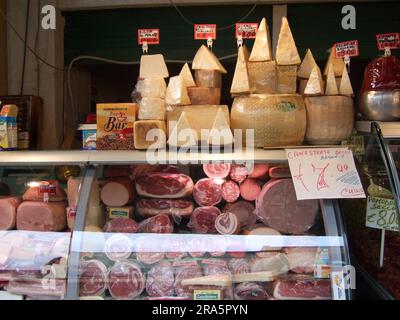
(304, 65, 324, 96)
(324, 47, 345, 77)
(168, 112, 198, 147)
(179, 63, 196, 87)
(208, 109, 234, 146)
(166, 76, 191, 106)
(140, 54, 169, 79)
(192, 45, 227, 74)
(276, 17, 301, 66)
(325, 63, 339, 95)
(297, 49, 317, 79)
(339, 66, 354, 96)
(231, 45, 251, 95)
(249, 18, 272, 62)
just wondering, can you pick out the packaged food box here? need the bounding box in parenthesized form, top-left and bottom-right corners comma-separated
(0, 105, 19, 151)
(78, 124, 97, 150)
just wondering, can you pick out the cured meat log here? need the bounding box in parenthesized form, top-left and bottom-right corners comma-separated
(240, 179, 262, 202)
(273, 277, 332, 300)
(16, 202, 67, 232)
(224, 201, 256, 229)
(101, 178, 134, 207)
(285, 247, 318, 274)
(193, 178, 223, 207)
(137, 199, 194, 218)
(6, 278, 66, 299)
(146, 261, 175, 297)
(135, 236, 165, 265)
(221, 181, 240, 203)
(103, 218, 139, 234)
(136, 173, 194, 199)
(234, 282, 271, 300)
(174, 264, 203, 298)
(104, 234, 132, 262)
(215, 212, 241, 235)
(248, 164, 269, 180)
(230, 165, 249, 183)
(269, 166, 291, 179)
(188, 207, 221, 234)
(203, 164, 231, 179)
(256, 179, 319, 234)
(0, 197, 21, 230)
(23, 181, 66, 202)
(79, 260, 107, 297)
(104, 166, 132, 179)
(107, 261, 145, 300)
(138, 214, 174, 234)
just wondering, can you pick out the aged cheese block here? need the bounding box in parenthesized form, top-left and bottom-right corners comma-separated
(166, 76, 191, 106)
(231, 45, 251, 95)
(168, 112, 198, 148)
(339, 66, 354, 96)
(276, 65, 297, 94)
(140, 54, 169, 78)
(299, 79, 307, 94)
(276, 18, 301, 66)
(249, 17, 272, 62)
(231, 94, 306, 148)
(304, 65, 324, 96)
(138, 97, 166, 120)
(195, 70, 222, 88)
(325, 63, 339, 95)
(167, 105, 230, 143)
(208, 109, 234, 146)
(134, 120, 167, 150)
(179, 63, 196, 88)
(135, 77, 167, 99)
(248, 61, 276, 94)
(187, 87, 221, 105)
(192, 45, 227, 74)
(297, 49, 317, 79)
(324, 47, 345, 77)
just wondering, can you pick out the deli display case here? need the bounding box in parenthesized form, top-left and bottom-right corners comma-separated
(0, 150, 352, 300)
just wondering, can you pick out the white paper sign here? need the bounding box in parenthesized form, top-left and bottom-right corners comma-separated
(286, 148, 365, 200)
(366, 196, 399, 232)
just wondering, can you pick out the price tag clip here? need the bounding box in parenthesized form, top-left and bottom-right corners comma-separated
(207, 37, 213, 49)
(142, 41, 149, 54)
(385, 47, 391, 57)
(237, 35, 243, 48)
(344, 55, 351, 73)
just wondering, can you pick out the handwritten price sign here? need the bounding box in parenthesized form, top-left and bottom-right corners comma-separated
(376, 33, 400, 51)
(334, 40, 359, 59)
(286, 148, 366, 200)
(366, 196, 399, 232)
(235, 23, 258, 39)
(194, 24, 217, 40)
(138, 29, 160, 45)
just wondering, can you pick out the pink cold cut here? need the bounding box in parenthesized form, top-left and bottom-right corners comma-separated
(221, 181, 240, 203)
(240, 178, 262, 202)
(0, 197, 21, 230)
(101, 178, 134, 207)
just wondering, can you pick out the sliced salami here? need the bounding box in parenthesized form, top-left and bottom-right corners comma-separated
(174, 264, 203, 298)
(193, 179, 222, 207)
(188, 207, 221, 234)
(104, 234, 132, 262)
(79, 260, 107, 297)
(221, 181, 240, 203)
(103, 218, 139, 234)
(203, 164, 231, 179)
(215, 212, 240, 235)
(228, 258, 250, 275)
(138, 214, 174, 234)
(230, 165, 249, 184)
(135, 236, 165, 265)
(146, 261, 175, 298)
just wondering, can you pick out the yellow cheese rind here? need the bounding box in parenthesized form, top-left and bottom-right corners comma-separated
(304, 65, 324, 96)
(231, 45, 251, 95)
(166, 76, 191, 106)
(249, 18, 272, 62)
(187, 87, 221, 105)
(208, 109, 234, 146)
(140, 54, 169, 78)
(339, 66, 354, 96)
(138, 97, 166, 120)
(248, 61, 276, 94)
(179, 63, 196, 88)
(297, 49, 317, 79)
(168, 112, 198, 148)
(192, 45, 227, 74)
(276, 18, 301, 66)
(276, 65, 297, 94)
(324, 47, 345, 77)
(325, 63, 339, 96)
(134, 120, 167, 150)
(195, 70, 222, 88)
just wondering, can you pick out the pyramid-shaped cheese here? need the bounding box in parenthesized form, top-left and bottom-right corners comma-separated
(249, 18, 272, 62)
(276, 17, 301, 66)
(231, 45, 251, 95)
(339, 66, 354, 96)
(168, 112, 198, 147)
(140, 54, 169, 79)
(304, 65, 324, 96)
(325, 63, 339, 95)
(179, 63, 196, 88)
(324, 47, 345, 77)
(192, 45, 227, 74)
(208, 109, 234, 146)
(166, 76, 191, 106)
(297, 49, 317, 79)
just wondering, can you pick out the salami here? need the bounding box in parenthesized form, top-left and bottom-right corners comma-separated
(223, 201, 257, 229)
(146, 261, 175, 297)
(138, 214, 174, 234)
(248, 164, 270, 179)
(228, 258, 250, 275)
(256, 179, 319, 234)
(221, 181, 240, 203)
(188, 207, 221, 234)
(136, 173, 194, 198)
(203, 164, 231, 179)
(240, 179, 262, 202)
(174, 264, 203, 297)
(234, 282, 270, 300)
(135, 236, 165, 265)
(230, 165, 249, 183)
(137, 199, 194, 218)
(269, 166, 291, 179)
(215, 212, 240, 235)
(193, 179, 222, 207)
(104, 234, 132, 262)
(107, 261, 145, 300)
(79, 260, 107, 297)
(103, 218, 139, 234)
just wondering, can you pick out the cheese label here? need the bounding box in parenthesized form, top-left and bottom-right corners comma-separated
(235, 23, 258, 39)
(138, 29, 160, 45)
(376, 33, 400, 50)
(108, 207, 132, 220)
(194, 290, 221, 300)
(334, 40, 359, 58)
(194, 24, 217, 40)
(366, 196, 399, 232)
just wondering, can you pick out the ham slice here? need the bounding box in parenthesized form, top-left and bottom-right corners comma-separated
(273, 277, 332, 300)
(0, 197, 21, 230)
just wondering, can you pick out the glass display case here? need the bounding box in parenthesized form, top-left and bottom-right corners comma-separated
(0, 150, 351, 300)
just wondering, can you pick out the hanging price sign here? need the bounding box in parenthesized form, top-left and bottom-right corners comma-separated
(334, 40, 359, 59)
(376, 33, 400, 51)
(235, 23, 258, 39)
(194, 24, 217, 40)
(138, 29, 160, 45)
(366, 196, 399, 232)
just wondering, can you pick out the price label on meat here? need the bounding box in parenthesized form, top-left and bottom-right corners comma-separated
(366, 196, 399, 232)
(138, 29, 160, 45)
(334, 40, 359, 58)
(235, 23, 258, 39)
(194, 24, 217, 40)
(376, 33, 400, 50)
(286, 148, 366, 200)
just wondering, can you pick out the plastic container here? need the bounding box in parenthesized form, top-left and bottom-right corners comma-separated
(78, 124, 97, 150)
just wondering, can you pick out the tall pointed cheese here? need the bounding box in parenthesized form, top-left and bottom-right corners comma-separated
(179, 63, 196, 87)
(166, 76, 191, 106)
(168, 111, 198, 147)
(297, 49, 317, 79)
(192, 45, 227, 74)
(231, 45, 251, 95)
(249, 18, 272, 62)
(324, 47, 345, 77)
(276, 17, 301, 66)
(339, 66, 354, 96)
(208, 109, 234, 146)
(304, 65, 324, 96)
(140, 54, 169, 79)
(325, 63, 339, 95)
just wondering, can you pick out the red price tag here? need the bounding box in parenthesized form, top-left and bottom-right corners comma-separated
(376, 33, 400, 50)
(235, 23, 259, 39)
(138, 29, 160, 45)
(334, 40, 359, 59)
(38, 181, 57, 196)
(194, 24, 217, 40)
